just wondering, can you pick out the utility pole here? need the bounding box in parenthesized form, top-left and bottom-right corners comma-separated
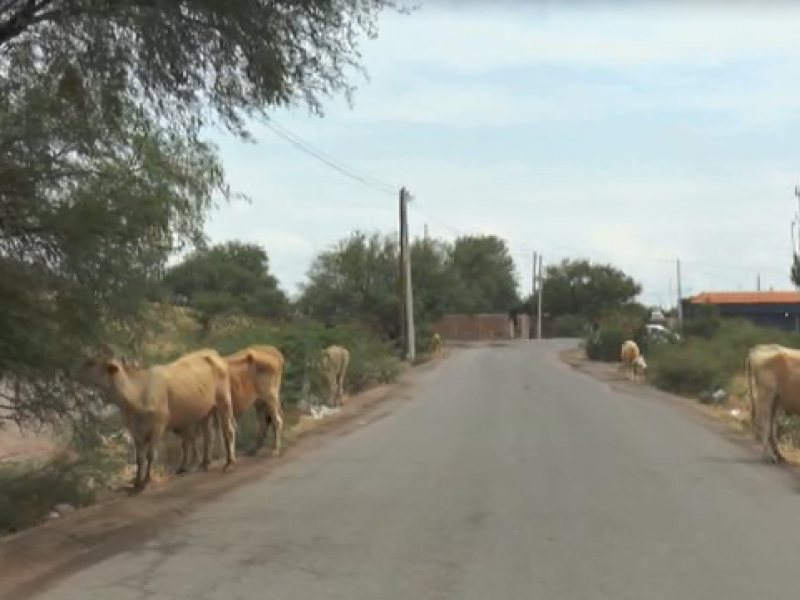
(676, 259, 684, 329)
(398, 188, 407, 357)
(424, 223, 429, 242)
(398, 187, 416, 361)
(536, 254, 544, 340)
(792, 185, 800, 253)
(757, 274, 761, 291)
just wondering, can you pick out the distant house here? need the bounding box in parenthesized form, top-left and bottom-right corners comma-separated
(682, 291, 800, 332)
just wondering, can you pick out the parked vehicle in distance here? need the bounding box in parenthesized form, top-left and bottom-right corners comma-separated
(645, 322, 681, 345)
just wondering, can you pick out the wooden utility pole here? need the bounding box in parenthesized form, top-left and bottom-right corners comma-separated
(398, 188, 408, 357)
(398, 187, 416, 360)
(536, 254, 544, 340)
(676, 259, 684, 328)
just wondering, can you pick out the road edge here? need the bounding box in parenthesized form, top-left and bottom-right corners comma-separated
(558, 347, 800, 484)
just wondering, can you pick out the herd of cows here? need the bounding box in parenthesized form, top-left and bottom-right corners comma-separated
(619, 338, 800, 467)
(77, 343, 352, 492)
(75, 331, 800, 495)
(75, 333, 444, 494)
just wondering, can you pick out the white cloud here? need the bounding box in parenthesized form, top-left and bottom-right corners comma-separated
(201, 4, 800, 305)
(371, 6, 800, 72)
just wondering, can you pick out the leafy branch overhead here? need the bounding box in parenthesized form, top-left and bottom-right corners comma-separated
(0, 0, 407, 426)
(0, 0, 409, 138)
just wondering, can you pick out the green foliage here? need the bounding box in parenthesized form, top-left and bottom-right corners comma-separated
(146, 318, 401, 405)
(530, 258, 643, 321)
(0, 0, 407, 140)
(553, 314, 587, 337)
(0, 60, 228, 425)
(162, 242, 290, 329)
(585, 328, 627, 362)
(791, 253, 800, 288)
(297, 231, 400, 338)
(647, 344, 726, 396)
(447, 235, 520, 313)
(298, 231, 522, 343)
(648, 319, 800, 397)
(0, 425, 127, 535)
(681, 303, 723, 339)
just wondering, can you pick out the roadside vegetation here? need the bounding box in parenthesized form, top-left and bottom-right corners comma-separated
(0, 2, 530, 536)
(579, 280, 800, 453)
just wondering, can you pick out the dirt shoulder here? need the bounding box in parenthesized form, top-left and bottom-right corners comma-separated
(559, 347, 800, 473)
(0, 351, 451, 600)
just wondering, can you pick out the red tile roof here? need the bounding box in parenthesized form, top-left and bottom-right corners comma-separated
(687, 291, 800, 305)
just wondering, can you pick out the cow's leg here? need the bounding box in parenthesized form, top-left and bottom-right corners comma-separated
(132, 444, 146, 493)
(175, 429, 191, 475)
(767, 395, 786, 464)
(264, 392, 284, 457)
(249, 401, 271, 456)
(199, 413, 213, 471)
(750, 387, 762, 443)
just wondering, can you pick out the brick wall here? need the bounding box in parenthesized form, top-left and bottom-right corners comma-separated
(433, 314, 513, 341)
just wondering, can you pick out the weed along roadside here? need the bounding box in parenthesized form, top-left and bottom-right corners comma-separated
(0, 349, 445, 600)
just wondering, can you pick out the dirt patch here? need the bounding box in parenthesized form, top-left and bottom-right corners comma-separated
(0, 352, 450, 600)
(559, 348, 800, 477)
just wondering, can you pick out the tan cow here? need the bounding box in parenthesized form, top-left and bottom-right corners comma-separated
(177, 345, 286, 465)
(744, 344, 800, 463)
(321, 345, 350, 407)
(429, 333, 443, 357)
(619, 339, 644, 382)
(744, 343, 786, 442)
(78, 348, 237, 492)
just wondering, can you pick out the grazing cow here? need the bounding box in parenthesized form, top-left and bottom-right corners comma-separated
(321, 345, 350, 407)
(78, 348, 237, 492)
(744, 344, 800, 464)
(429, 333, 443, 357)
(619, 339, 644, 382)
(744, 343, 786, 442)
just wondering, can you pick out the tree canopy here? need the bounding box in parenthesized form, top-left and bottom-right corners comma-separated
(162, 241, 290, 329)
(530, 258, 643, 321)
(297, 231, 522, 344)
(0, 0, 406, 138)
(0, 0, 405, 426)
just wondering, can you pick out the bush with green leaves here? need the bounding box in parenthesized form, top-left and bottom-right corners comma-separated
(553, 314, 587, 338)
(585, 327, 627, 362)
(647, 318, 800, 397)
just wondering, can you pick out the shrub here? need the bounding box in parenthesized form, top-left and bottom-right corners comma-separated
(681, 303, 723, 340)
(585, 327, 626, 362)
(647, 318, 800, 397)
(647, 343, 727, 396)
(553, 314, 586, 338)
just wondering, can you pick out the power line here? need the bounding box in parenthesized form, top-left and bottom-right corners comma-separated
(263, 120, 397, 195)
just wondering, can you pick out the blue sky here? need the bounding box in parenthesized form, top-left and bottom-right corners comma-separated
(203, 3, 800, 307)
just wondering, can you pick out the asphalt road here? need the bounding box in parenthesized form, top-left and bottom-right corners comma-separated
(24, 340, 800, 600)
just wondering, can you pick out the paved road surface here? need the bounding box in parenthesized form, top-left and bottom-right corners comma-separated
(24, 341, 800, 600)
